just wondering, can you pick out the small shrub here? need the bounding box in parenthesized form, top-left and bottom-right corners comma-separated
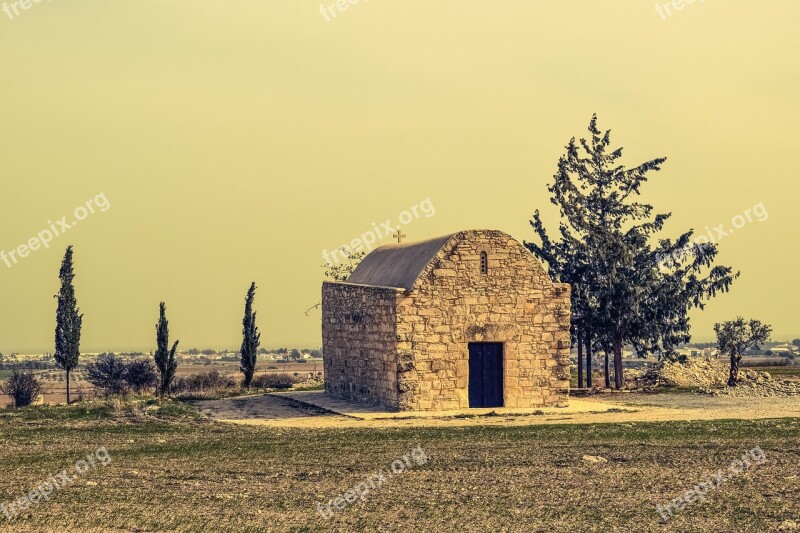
(85, 355, 128, 396)
(1, 370, 43, 407)
(84, 356, 158, 397)
(125, 360, 158, 394)
(292, 381, 325, 392)
(251, 373, 301, 390)
(174, 370, 237, 393)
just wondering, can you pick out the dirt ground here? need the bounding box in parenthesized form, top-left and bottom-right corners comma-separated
(194, 390, 800, 429)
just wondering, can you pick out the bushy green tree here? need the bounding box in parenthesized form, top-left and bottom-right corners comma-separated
(0, 370, 43, 407)
(125, 360, 158, 394)
(54, 246, 83, 404)
(715, 317, 772, 386)
(85, 354, 129, 396)
(528, 116, 737, 389)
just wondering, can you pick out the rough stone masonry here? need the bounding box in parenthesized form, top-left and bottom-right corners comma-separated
(322, 229, 571, 411)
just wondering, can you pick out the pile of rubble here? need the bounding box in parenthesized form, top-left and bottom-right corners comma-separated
(710, 369, 800, 398)
(639, 357, 729, 388)
(638, 357, 800, 397)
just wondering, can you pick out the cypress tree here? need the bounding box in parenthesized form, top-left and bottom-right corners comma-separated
(154, 302, 179, 397)
(54, 246, 82, 404)
(239, 282, 261, 388)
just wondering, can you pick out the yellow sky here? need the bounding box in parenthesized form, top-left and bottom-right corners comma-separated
(1, 1, 798, 352)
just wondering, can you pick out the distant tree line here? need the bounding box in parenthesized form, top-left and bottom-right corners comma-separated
(0, 360, 58, 370)
(179, 347, 321, 358)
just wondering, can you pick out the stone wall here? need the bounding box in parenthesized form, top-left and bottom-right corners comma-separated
(395, 230, 571, 410)
(321, 282, 402, 408)
(322, 229, 571, 411)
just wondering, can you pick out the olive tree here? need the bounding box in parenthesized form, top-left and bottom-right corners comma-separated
(714, 317, 772, 386)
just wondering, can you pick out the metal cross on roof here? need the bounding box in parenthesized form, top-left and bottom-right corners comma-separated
(393, 228, 406, 243)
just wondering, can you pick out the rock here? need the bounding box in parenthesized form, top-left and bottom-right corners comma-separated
(582, 455, 608, 464)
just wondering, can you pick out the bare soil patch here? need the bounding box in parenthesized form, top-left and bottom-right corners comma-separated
(194, 390, 800, 430)
(194, 393, 352, 424)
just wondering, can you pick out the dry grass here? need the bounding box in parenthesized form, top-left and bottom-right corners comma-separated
(1, 398, 799, 531)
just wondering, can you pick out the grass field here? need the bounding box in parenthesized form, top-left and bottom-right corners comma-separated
(1, 399, 799, 531)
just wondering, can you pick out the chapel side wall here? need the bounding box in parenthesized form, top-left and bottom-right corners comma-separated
(395, 231, 571, 411)
(322, 282, 400, 409)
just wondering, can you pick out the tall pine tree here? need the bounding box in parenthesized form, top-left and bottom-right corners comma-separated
(529, 115, 738, 388)
(154, 302, 179, 397)
(54, 246, 82, 404)
(239, 282, 261, 388)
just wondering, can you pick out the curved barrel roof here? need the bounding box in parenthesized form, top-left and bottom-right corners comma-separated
(345, 233, 457, 290)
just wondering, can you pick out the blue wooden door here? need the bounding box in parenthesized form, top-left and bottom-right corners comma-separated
(468, 342, 504, 408)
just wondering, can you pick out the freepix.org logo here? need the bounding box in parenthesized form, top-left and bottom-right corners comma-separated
(657, 201, 767, 270)
(1, 193, 111, 270)
(1, 446, 112, 522)
(322, 198, 435, 267)
(2, 0, 54, 22)
(656, 446, 766, 522)
(316, 445, 429, 520)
